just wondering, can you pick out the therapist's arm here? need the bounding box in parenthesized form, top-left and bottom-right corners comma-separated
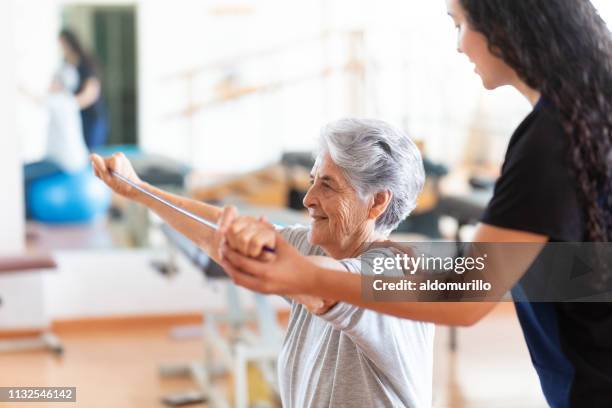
(91, 153, 225, 262)
(221, 223, 548, 326)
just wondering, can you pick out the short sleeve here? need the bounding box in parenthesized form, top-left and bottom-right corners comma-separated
(278, 225, 325, 256)
(75, 62, 96, 95)
(277, 225, 324, 304)
(78, 63, 94, 81)
(319, 248, 404, 330)
(481, 107, 585, 241)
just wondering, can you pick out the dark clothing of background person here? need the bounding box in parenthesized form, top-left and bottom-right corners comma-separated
(75, 61, 108, 150)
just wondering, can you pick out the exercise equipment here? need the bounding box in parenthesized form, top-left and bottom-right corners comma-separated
(111, 169, 275, 253)
(158, 223, 284, 408)
(0, 254, 63, 355)
(94, 145, 192, 188)
(27, 167, 111, 223)
(438, 188, 492, 351)
(111, 170, 276, 255)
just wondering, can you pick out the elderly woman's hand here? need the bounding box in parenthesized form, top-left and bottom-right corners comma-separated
(217, 206, 276, 260)
(218, 211, 337, 313)
(90, 152, 143, 200)
(220, 231, 319, 295)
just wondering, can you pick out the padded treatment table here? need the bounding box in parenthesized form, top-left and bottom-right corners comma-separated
(0, 254, 63, 355)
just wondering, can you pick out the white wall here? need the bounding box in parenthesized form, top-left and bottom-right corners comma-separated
(44, 249, 218, 319)
(1, 246, 287, 329)
(0, 0, 25, 252)
(14, 0, 612, 173)
(14, 0, 61, 163)
(17, 0, 332, 173)
(42, 248, 287, 321)
(137, 0, 330, 172)
(126, 0, 612, 170)
(592, 0, 612, 29)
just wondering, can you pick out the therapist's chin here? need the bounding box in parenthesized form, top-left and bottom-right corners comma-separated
(478, 73, 505, 91)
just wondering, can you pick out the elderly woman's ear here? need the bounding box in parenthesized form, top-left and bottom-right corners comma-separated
(368, 190, 392, 221)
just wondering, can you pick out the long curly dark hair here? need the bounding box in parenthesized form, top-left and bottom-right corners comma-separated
(460, 0, 612, 242)
(59, 28, 97, 74)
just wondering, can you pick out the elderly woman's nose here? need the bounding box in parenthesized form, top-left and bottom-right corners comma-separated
(302, 186, 317, 208)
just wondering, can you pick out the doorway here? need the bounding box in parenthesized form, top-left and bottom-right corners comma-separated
(62, 5, 138, 146)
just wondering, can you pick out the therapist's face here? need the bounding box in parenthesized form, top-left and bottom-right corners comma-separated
(446, 0, 518, 90)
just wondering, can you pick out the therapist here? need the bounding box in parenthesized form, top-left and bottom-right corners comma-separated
(219, 0, 612, 406)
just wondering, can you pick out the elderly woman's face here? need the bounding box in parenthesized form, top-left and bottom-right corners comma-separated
(303, 153, 371, 248)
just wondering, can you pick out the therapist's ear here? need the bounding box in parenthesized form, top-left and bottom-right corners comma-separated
(368, 190, 392, 221)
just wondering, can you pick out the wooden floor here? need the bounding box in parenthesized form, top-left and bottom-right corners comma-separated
(431, 303, 546, 408)
(0, 303, 547, 408)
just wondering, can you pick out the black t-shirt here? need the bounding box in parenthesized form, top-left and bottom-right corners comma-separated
(75, 61, 100, 116)
(481, 98, 612, 407)
(482, 98, 585, 241)
(75, 60, 106, 148)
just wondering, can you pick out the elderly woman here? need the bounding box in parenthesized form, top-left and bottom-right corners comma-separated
(91, 118, 432, 408)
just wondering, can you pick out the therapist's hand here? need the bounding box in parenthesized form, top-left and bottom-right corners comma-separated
(219, 231, 317, 296)
(293, 295, 337, 315)
(224, 214, 276, 260)
(218, 212, 336, 313)
(90, 152, 143, 200)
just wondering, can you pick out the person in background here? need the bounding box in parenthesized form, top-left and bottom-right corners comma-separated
(23, 63, 89, 202)
(58, 28, 108, 150)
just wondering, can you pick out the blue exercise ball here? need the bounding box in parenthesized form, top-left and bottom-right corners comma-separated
(27, 167, 111, 223)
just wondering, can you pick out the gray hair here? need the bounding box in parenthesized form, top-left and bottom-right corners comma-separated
(317, 118, 425, 234)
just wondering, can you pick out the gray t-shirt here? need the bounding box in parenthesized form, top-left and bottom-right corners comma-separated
(278, 225, 434, 408)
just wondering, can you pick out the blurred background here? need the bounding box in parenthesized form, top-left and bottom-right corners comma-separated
(1, 1, 611, 407)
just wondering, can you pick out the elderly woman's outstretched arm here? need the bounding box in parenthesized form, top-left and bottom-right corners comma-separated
(91, 156, 335, 313)
(91, 153, 226, 262)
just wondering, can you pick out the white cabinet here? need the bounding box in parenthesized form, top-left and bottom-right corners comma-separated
(0, 271, 48, 330)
